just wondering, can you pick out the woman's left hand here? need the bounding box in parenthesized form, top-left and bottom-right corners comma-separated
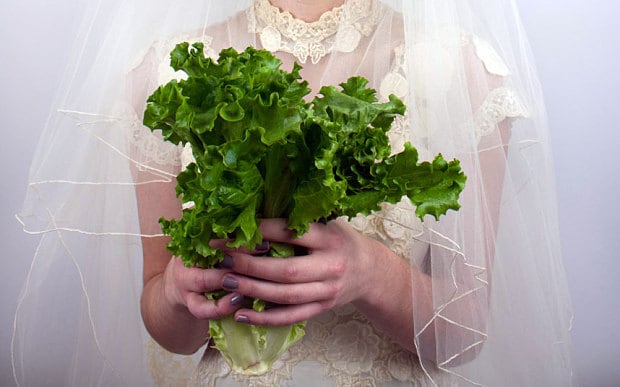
(218, 218, 385, 326)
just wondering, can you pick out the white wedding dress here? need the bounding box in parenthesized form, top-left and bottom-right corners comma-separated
(135, 1, 526, 386)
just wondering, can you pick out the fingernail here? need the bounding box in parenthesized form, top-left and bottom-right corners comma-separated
(220, 254, 234, 269)
(222, 276, 239, 290)
(230, 293, 244, 307)
(255, 240, 270, 252)
(236, 315, 250, 324)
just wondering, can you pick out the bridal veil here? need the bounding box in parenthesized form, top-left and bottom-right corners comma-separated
(13, 1, 573, 385)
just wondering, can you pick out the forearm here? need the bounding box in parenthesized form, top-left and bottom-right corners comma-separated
(354, 238, 487, 364)
(141, 271, 210, 355)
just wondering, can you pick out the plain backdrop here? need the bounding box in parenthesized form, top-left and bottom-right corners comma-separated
(1, 1, 618, 386)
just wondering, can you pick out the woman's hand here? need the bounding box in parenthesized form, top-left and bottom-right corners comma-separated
(141, 254, 243, 354)
(160, 257, 244, 320)
(217, 218, 391, 326)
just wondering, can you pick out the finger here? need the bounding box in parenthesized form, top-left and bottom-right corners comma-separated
(185, 291, 244, 320)
(174, 261, 231, 293)
(233, 302, 325, 327)
(221, 274, 340, 305)
(211, 238, 270, 255)
(259, 218, 335, 250)
(228, 251, 345, 283)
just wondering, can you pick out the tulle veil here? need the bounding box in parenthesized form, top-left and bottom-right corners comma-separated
(12, 1, 573, 385)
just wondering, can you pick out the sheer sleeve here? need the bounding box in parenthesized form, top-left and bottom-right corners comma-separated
(402, 2, 572, 383)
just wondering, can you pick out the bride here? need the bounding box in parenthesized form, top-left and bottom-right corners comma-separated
(13, 0, 574, 386)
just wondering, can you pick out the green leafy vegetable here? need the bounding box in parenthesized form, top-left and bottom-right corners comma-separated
(143, 42, 466, 374)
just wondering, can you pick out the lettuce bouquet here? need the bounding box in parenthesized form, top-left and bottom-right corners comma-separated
(143, 43, 465, 374)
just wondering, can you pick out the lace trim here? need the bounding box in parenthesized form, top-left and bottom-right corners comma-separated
(131, 34, 218, 171)
(131, 120, 182, 170)
(392, 34, 529, 142)
(377, 43, 412, 160)
(474, 86, 529, 138)
(471, 34, 511, 77)
(153, 33, 217, 85)
(380, 44, 409, 101)
(248, 0, 380, 64)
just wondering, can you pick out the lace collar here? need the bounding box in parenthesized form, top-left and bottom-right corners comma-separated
(248, 0, 380, 64)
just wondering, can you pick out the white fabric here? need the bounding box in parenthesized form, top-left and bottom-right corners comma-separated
(12, 0, 573, 386)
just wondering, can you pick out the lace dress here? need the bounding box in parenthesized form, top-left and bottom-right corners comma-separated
(139, 1, 527, 385)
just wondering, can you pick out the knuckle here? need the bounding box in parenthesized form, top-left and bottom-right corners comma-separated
(332, 233, 345, 247)
(185, 295, 204, 318)
(234, 255, 252, 274)
(192, 272, 207, 290)
(283, 264, 299, 281)
(242, 281, 256, 296)
(281, 291, 302, 305)
(320, 299, 337, 312)
(327, 281, 343, 298)
(171, 262, 185, 283)
(284, 310, 301, 325)
(189, 307, 208, 319)
(273, 309, 298, 326)
(187, 294, 229, 320)
(329, 259, 347, 277)
(209, 305, 229, 320)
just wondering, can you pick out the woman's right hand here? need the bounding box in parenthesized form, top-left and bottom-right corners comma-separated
(141, 253, 243, 354)
(161, 256, 244, 320)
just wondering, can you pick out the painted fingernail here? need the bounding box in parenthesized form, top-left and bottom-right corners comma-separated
(222, 276, 239, 290)
(236, 315, 250, 324)
(230, 293, 244, 307)
(220, 254, 234, 269)
(255, 240, 270, 252)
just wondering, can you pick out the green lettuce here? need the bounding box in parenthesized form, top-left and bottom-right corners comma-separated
(143, 42, 465, 374)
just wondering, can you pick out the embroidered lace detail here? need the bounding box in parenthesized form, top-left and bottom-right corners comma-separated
(377, 43, 413, 159)
(471, 34, 511, 76)
(475, 86, 529, 138)
(130, 117, 182, 170)
(380, 44, 408, 101)
(192, 305, 438, 386)
(248, 0, 380, 64)
(396, 34, 529, 143)
(154, 33, 217, 85)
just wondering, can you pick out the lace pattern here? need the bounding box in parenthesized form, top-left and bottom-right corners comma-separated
(474, 86, 529, 138)
(189, 305, 439, 387)
(248, 0, 380, 64)
(131, 121, 182, 171)
(405, 35, 528, 142)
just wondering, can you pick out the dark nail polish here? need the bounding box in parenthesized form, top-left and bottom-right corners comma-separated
(222, 276, 239, 290)
(221, 254, 234, 269)
(230, 293, 244, 307)
(255, 240, 270, 252)
(236, 315, 250, 324)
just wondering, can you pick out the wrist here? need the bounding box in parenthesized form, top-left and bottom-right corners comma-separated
(141, 271, 210, 354)
(353, 237, 408, 309)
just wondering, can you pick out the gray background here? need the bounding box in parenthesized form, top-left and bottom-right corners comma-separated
(1, 1, 618, 386)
